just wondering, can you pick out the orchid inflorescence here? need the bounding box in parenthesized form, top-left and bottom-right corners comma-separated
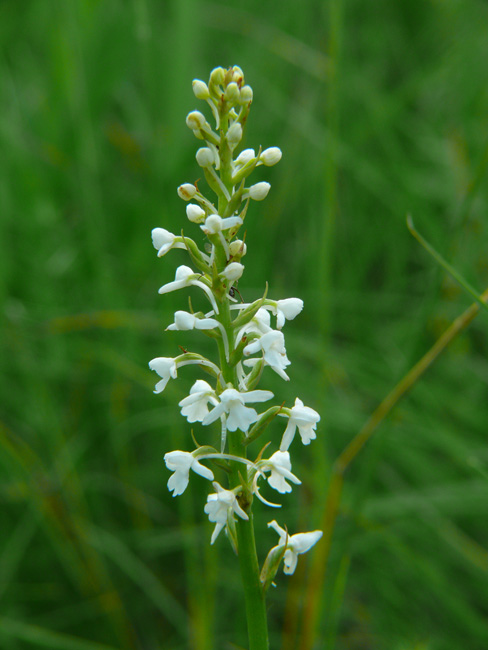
(149, 65, 322, 587)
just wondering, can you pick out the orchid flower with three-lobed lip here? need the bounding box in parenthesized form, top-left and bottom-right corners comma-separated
(164, 450, 215, 497)
(204, 481, 249, 544)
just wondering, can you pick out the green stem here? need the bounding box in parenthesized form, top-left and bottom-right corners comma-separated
(216, 295, 269, 649)
(227, 427, 269, 650)
(211, 95, 269, 649)
(235, 513, 269, 649)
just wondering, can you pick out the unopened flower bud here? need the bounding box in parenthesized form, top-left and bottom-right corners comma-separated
(235, 149, 256, 166)
(224, 82, 240, 104)
(248, 182, 270, 201)
(229, 239, 247, 259)
(186, 111, 206, 131)
(227, 122, 243, 148)
(260, 147, 282, 166)
(240, 85, 253, 104)
(210, 67, 225, 87)
(186, 203, 206, 223)
(177, 183, 197, 200)
(196, 147, 216, 168)
(221, 262, 244, 282)
(192, 79, 210, 100)
(231, 66, 244, 85)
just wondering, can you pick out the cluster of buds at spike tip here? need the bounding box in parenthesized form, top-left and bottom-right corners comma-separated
(149, 66, 322, 583)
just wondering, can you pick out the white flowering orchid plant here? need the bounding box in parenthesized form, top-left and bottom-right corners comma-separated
(149, 66, 322, 650)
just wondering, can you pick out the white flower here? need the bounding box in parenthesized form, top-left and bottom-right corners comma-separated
(148, 357, 178, 393)
(241, 308, 272, 336)
(205, 482, 249, 544)
(151, 228, 186, 257)
(167, 310, 219, 331)
(258, 451, 301, 494)
(268, 520, 323, 575)
(247, 182, 270, 201)
(158, 266, 219, 314)
(200, 214, 242, 235)
(164, 450, 214, 496)
(158, 265, 195, 295)
(280, 398, 320, 451)
(186, 203, 206, 223)
(243, 330, 290, 381)
(259, 147, 282, 166)
(179, 380, 218, 423)
(177, 183, 197, 200)
(202, 387, 273, 433)
(220, 262, 244, 282)
(272, 298, 304, 329)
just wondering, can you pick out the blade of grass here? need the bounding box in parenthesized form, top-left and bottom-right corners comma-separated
(0, 617, 119, 650)
(407, 214, 488, 315)
(87, 525, 189, 637)
(299, 284, 488, 649)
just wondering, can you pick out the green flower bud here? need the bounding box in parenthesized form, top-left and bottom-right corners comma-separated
(235, 149, 256, 166)
(240, 85, 253, 104)
(209, 67, 225, 88)
(227, 122, 243, 149)
(231, 65, 244, 85)
(177, 183, 197, 200)
(260, 147, 282, 166)
(186, 203, 206, 223)
(224, 82, 240, 104)
(196, 147, 216, 168)
(186, 111, 206, 130)
(248, 182, 270, 201)
(192, 79, 210, 100)
(229, 240, 247, 259)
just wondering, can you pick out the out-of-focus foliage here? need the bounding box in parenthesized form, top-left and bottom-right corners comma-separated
(1, 1, 488, 649)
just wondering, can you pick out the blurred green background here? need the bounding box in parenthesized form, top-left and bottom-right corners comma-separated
(1, 0, 488, 649)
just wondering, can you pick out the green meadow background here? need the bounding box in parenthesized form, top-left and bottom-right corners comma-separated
(1, 1, 488, 648)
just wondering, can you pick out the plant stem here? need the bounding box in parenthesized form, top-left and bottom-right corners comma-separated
(215, 275, 269, 650)
(212, 99, 270, 649)
(235, 513, 269, 650)
(228, 424, 269, 649)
